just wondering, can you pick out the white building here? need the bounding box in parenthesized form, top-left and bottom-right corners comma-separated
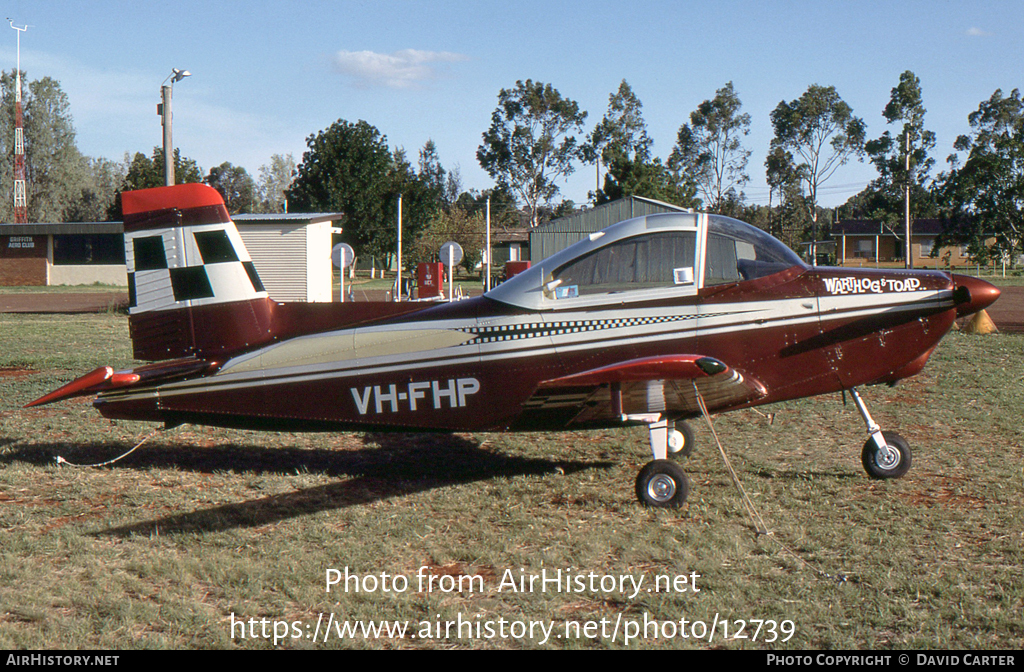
(0, 213, 343, 303)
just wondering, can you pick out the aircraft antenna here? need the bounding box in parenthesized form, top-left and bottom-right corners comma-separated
(8, 19, 28, 223)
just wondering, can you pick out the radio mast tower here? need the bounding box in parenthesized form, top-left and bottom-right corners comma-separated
(9, 19, 28, 223)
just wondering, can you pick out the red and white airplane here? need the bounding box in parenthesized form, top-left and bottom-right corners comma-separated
(28, 184, 1000, 507)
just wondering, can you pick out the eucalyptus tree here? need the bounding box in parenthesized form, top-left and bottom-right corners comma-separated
(587, 79, 696, 207)
(477, 79, 587, 227)
(855, 71, 938, 228)
(669, 82, 751, 213)
(63, 157, 126, 223)
(256, 153, 296, 213)
(770, 84, 866, 247)
(938, 88, 1024, 264)
(587, 79, 652, 195)
(0, 71, 89, 222)
(764, 145, 809, 245)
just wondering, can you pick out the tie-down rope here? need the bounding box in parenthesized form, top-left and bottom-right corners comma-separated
(692, 381, 848, 584)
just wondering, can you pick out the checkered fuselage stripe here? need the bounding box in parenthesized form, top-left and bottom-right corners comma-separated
(459, 314, 704, 343)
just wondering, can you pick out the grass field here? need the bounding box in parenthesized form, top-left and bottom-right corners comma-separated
(0, 313, 1021, 650)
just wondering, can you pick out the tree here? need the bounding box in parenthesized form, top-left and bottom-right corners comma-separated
(764, 146, 810, 248)
(288, 119, 394, 261)
(770, 84, 866, 248)
(588, 80, 652, 178)
(107, 147, 203, 219)
(477, 79, 587, 227)
(596, 156, 698, 207)
(288, 121, 449, 269)
(0, 70, 91, 222)
(850, 71, 938, 230)
(938, 88, 1024, 264)
(256, 153, 295, 213)
(413, 203, 485, 274)
(454, 185, 520, 231)
(587, 80, 697, 207)
(205, 162, 257, 214)
(417, 139, 448, 207)
(120, 147, 203, 191)
(64, 157, 125, 222)
(379, 146, 437, 266)
(669, 82, 752, 213)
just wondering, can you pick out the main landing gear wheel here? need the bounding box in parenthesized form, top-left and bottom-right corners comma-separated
(635, 460, 690, 508)
(667, 421, 696, 458)
(861, 432, 912, 480)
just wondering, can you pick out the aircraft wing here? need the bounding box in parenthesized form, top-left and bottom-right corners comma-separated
(523, 355, 767, 427)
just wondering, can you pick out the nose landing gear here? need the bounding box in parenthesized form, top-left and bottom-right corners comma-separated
(849, 387, 912, 480)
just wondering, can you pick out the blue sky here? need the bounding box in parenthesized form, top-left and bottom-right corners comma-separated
(2, 0, 1021, 209)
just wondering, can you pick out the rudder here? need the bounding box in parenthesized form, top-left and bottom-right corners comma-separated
(122, 183, 274, 361)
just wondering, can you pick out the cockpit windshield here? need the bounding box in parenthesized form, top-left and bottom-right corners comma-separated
(485, 212, 807, 310)
(704, 215, 805, 286)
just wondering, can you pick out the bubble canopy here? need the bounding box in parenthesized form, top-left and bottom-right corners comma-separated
(486, 213, 807, 310)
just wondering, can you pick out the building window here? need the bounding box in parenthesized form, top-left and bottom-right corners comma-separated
(856, 239, 874, 258)
(919, 237, 935, 256)
(53, 234, 125, 265)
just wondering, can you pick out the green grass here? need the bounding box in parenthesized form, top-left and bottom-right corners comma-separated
(1, 313, 1021, 649)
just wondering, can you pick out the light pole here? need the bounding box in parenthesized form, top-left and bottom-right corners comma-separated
(159, 68, 190, 186)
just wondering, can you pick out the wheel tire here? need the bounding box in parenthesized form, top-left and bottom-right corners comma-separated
(861, 432, 912, 479)
(667, 421, 696, 458)
(635, 460, 690, 508)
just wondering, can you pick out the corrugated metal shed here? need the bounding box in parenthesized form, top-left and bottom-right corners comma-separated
(530, 196, 691, 262)
(233, 213, 342, 302)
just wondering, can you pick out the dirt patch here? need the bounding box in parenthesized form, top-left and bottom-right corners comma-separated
(0, 293, 128, 314)
(0, 367, 39, 379)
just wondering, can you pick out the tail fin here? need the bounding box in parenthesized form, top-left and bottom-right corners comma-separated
(123, 184, 274, 361)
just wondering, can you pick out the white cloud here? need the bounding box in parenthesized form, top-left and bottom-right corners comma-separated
(331, 49, 469, 89)
(966, 26, 991, 37)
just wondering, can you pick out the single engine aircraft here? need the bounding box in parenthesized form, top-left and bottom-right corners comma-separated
(28, 184, 1001, 508)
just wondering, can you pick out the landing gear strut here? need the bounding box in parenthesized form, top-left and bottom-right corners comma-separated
(633, 415, 691, 508)
(848, 387, 912, 479)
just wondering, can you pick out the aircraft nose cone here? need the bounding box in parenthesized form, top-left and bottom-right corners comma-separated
(951, 274, 1001, 318)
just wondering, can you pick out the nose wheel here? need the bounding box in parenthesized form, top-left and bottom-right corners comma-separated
(849, 388, 913, 480)
(862, 431, 912, 479)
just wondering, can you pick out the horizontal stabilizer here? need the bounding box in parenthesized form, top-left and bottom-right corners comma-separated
(25, 366, 127, 407)
(25, 358, 216, 408)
